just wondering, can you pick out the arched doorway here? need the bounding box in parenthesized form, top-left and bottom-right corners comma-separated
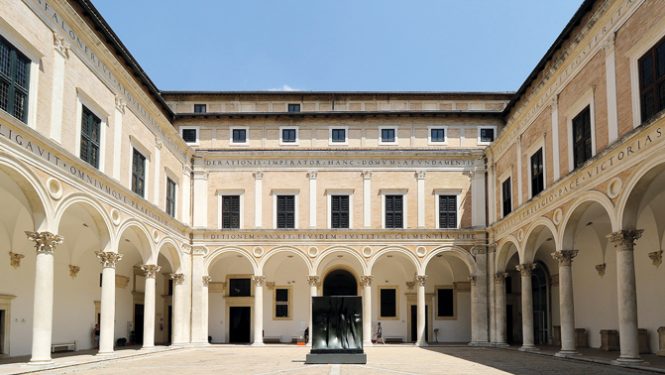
(531, 262, 550, 345)
(323, 269, 357, 296)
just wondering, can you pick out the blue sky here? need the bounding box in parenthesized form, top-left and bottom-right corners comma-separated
(93, 1, 583, 92)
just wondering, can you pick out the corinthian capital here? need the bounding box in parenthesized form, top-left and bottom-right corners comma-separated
(141, 264, 161, 278)
(96, 251, 123, 269)
(360, 276, 373, 287)
(252, 275, 266, 287)
(494, 272, 508, 284)
(415, 275, 427, 287)
(170, 273, 185, 285)
(608, 230, 643, 251)
(25, 231, 64, 254)
(551, 250, 578, 266)
(307, 276, 320, 287)
(202, 275, 212, 287)
(516, 263, 535, 277)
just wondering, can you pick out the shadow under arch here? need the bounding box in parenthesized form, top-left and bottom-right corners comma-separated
(0, 155, 52, 232)
(115, 219, 153, 263)
(617, 158, 665, 231)
(560, 192, 616, 250)
(205, 246, 258, 275)
(155, 237, 183, 273)
(494, 235, 520, 273)
(522, 217, 559, 264)
(54, 193, 113, 254)
(314, 245, 368, 276)
(422, 245, 476, 276)
(368, 245, 420, 275)
(259, 245, 313, 275)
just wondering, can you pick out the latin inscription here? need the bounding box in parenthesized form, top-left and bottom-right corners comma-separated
(201, 231, 479, 241)
(206, 158, 476, 170)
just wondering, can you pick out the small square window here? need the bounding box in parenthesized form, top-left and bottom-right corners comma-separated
(380, 128, 396, 143)
(331, 128, 346, 143)
(281, 128, 297, 143)
(193, 104, 207, 113)
(232, 128, 247, 144)
(479, 128, 495, 143)
(430, 128, 445, 143)
(182, 128, 198, 144)
(287, 104, 301, 113)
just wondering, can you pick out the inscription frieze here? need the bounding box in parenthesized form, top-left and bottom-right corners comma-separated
(198, 230, 482, 241)
(205, 157, 477, 170)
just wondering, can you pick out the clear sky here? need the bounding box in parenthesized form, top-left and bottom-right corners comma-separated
(93, 0, 583, 92)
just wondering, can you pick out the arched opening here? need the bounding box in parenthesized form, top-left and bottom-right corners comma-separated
(323, 269, 357, 296)
(531, 262, 550, 346)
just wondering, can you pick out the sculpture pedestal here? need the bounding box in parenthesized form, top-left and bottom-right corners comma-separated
(306, 353, 367, 364)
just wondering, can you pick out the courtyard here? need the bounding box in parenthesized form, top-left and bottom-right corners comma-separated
(2, 346, 664, 375)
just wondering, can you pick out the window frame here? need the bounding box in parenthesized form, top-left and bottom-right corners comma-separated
(193, 103, 207, 113)
(273, 286, 292, 320)
(628, 23, 665, 128)
(166, 177, 177, 218)
(328, 126, 349, 146)
(287, 103, 301, 113)
(272, 190, 299, 229)
(529, 146, 545, 198)
(180, 126, 200, 146)
(434, 191, 460, 229)
(216, 190, 245, 229)
(131, 147, 147, 198)
(227, 277, 252, 297)
(378, 126, 398, 145)
(381, 189, 407, 229)
(379, 286, 399, 319)
(326, 189, 354, 229)
(435, 286, 456, 320)
(477, 126, 497, 145)
(74, 90, 108, 172)
(427, 126, 448, 145)
(279, 126, 299, 145)
(128, 136, 151, 200)
(566, 90, 596, 172)
(229, 126, 249, 145)
(501, 176, 512, 218)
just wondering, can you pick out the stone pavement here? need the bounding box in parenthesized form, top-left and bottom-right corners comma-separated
(3, 345, 661, 375)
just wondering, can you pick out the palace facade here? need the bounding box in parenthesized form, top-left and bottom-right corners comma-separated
(0, 0, 664, 366)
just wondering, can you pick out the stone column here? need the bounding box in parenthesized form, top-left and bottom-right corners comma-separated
(516, 263, 536, 351)
(97, 251, 123, 355)
(25, 231, 63, 363)
(170, 273, 186, 345)
(360, 276, 373, 346)
(362, 171, 372, 228)
(201, 276, 211, 344)
(252, 276, 265, 346)
(307, 276, 319, 347)
(494, 273, 508, 346)
(470, 249, 488, 345)
(141, 264, 161, 349)
(609, 230, 643, 363)
(552, 250, 578, 356)
(190, 251, 208, 345)
(416, 275, 428, 346)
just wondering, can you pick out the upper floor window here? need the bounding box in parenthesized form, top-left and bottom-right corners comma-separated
(222, 195, 241, 229)
(166, 177, 176, 217)
(231, 128, 247, 144)
(280, 127, 298, 144)
(530, 148, 544, 197)
(380, 288, 397, 318)
(438, 195, 457, 229)
(478, 127, 495, 144)
(181, 127, 199, 144)
(131, 148, 146, 197)
(0, 36, 30, 123)
(502, 177, 512, 217)
(287, 103, 301, 113)
(638, 36, 665, 123)
(229, 278, 251, 297)
(384, 194, 404, 229)
(276, 195, 295, 229)
(193, 104, 206, 113)
(330, 195, 349, 229)
(330, 128, 347, 144)
(572, 106, 592, 169)
(429, 127, 446, 143)
(80, 106, 101, 169)
(380, 127, 397, 144)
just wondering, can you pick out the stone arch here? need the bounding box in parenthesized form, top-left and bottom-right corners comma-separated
(115, 219, 153, 263)
(205, 246, 258, 275)
(54, 193, 113, 254)
(368, 245, 420, 275)
(0, 155, 52, 232)
(522, 217, 559, 264)
(314, 245, 368, 276)
(561, 191, 616, 250)
(422, 245, 476, 276)
(495, 235, 520, 273)
(155, 237, 183, 273)
(259, 246, 312, 275)
(618, 158, 665, 230)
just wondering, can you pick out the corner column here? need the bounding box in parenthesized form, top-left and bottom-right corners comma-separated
(494, 273, 508, 346)
(252, 276, 265, 346)
(360, 276, 373, 346)
(307, 276, 319, 347)
(26, 231, 63, 363)
(552, 250, 578, 356)
(170, 273, 187, 345)
(191, 250, 208, 345)
(97, 251, 123, 355)
(141, 264, 161, 349)
(609, 230, 643, 363)
(516, 263, 536, 351)
(416, 275, 427, 346)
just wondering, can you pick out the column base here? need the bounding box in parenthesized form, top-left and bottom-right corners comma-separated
(555, 350, 579, 358)
(492, 342, 509, 347)
(518, 345, 539, 352)
(415, 341, 428, 347)
(468, 341, 492, 347)
(28, 359, 54, 365)
(141, 345, 156, 350)
(96, 351, 115, 357)
(189, 341, 210, 347)
(613, 356, 644, 365)
(251, 342, 265, 346)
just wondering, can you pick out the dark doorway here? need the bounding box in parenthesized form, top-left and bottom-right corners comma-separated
(229, 306, 251, 343)
(532, 262, 550, 345)
(134, 304, 144, 345)
(506, 304, 514, 344)
(410, 305, 428, 343)
(323, 269, 357, 296)
(0, 309, 5, 354)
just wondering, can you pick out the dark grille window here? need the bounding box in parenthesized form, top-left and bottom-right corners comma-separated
(0, 36, 30, 123)
(385, 195, 403, 229)
(182, 128, 198, 143)
(331, 195, 349, 229)
(437, 288, 454, 317)
(287, 103, 300, 112)
(380, 288, 397, 317)
(438, 195, 457, 229)
(131, 148, 146, 197)
(282, 128, 297, 143)
(277, 195, 295, 229)
(166, 178, 176, 217)
(430, 128, 445, 143)
(480, 128, 495, 143)
(638, 36, 665, 123)
(232, 128, 247, 143)
(502, 178, 512, 217)
(381, 128, 396, 143)
(530, 148, 544, 196)
(275, 288, 289, 318)
(193, 104, 206, 113)
(572, 106, 592, 169)
(80, 106, 101, 169)
(222, 195, 240, 229)
(331, 128, 346, 143)
(229, 278, 251, 297)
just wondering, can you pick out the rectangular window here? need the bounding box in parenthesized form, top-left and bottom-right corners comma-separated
(530, 148, 544, 197)
(479, 128, 495, 143)
(131, 148, 146, 197)
(502, 178, 512, 217)
(182, 128, 198, 144)
(331, 128, 346, 143)
(80, 106, 101, 169)
(437, 288, 454, 317)
(277, 195, 295, 229)
(287, 103, 301, 113)
(222, 195, 240, 229)
(232, 128, 247, 143)
(438, 195, 457, 229)
(331, 195, 349, 229)
(0, 35, 30, 123)
(166, 177, 176, 217)
(385, 195, 403, 229)
(638, 36, 665, 123)
(380, 128, 396, 143)
(193, 104, 206, 113)
(430, 128, 445, 143)
(275, 288, 289, 318)
(572, 106, 592, 169)
(380, 288, 397, 318)
(281, 128, 297, 143)
(229, 278, 251, 297)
